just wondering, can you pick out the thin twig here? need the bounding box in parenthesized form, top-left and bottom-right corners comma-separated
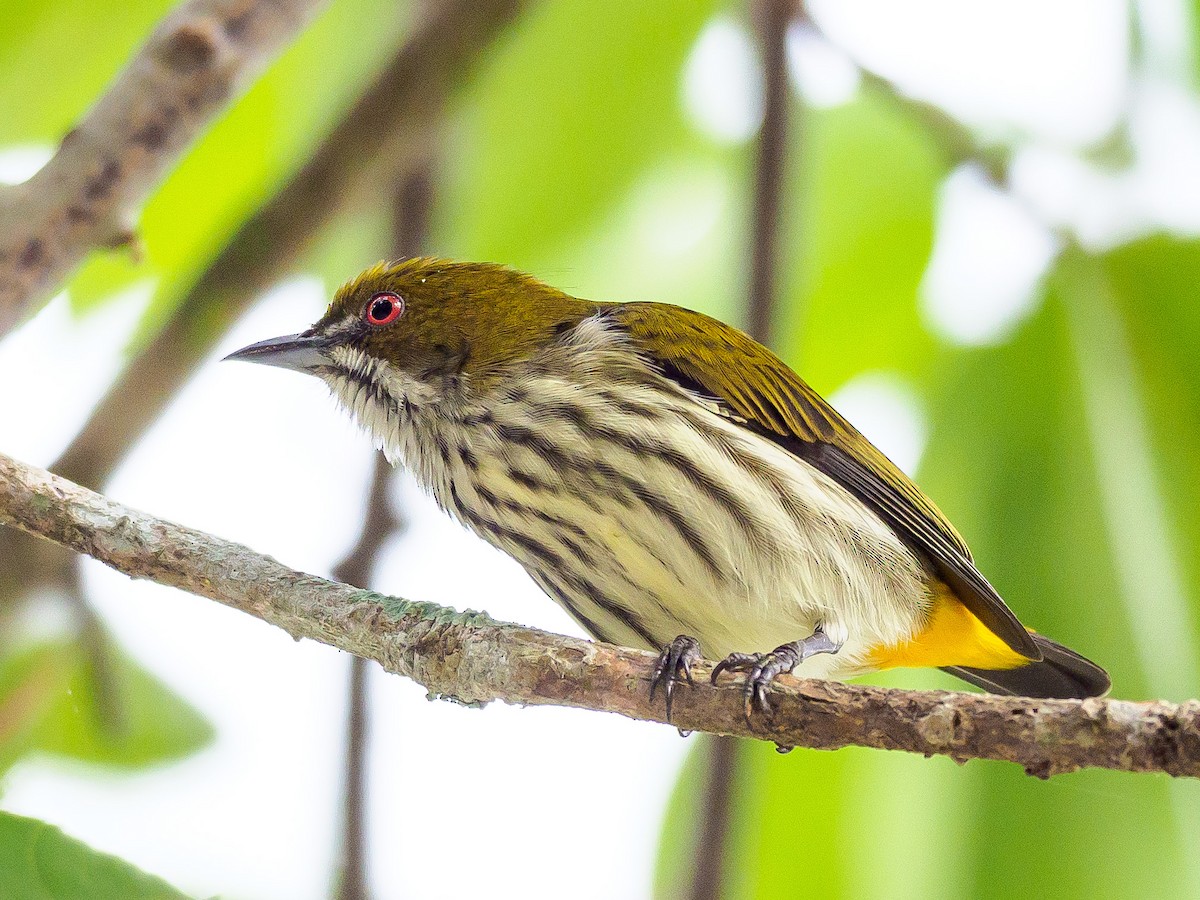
(0, 0, 331, 334)
(331, 162, 434, 900)
(745, 0, 796, 345)
(3, 452, 1198, 779)
(337, 652, 372, 900)
(687, 736, 740, 900)
(331, 451, 407, 589)
(330, 455, 397, 900)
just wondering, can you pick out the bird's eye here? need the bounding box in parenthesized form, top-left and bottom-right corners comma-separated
(365, 291, 404, 326)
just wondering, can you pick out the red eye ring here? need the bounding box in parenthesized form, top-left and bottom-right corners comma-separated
(365, 291, 404, 326)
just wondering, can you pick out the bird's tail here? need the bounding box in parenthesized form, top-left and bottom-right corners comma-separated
(943, 634, 1110, 699)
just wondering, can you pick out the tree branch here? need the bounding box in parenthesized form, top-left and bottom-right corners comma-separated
(0, 0, 331, 335)
(2, 451, 1198, 779)
(744, 0, 796, 347)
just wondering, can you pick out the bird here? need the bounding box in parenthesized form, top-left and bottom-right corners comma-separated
(226, 258, 1109, 718)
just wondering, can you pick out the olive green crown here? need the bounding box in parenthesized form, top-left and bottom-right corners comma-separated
(318, 258, 595, 380)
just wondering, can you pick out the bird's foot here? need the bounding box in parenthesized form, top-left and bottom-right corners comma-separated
(711, 627, 841, 720)
(650, 634, 703, 721)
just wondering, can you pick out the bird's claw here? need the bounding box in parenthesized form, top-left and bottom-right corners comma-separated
(711, 646, 800, 720)
(651, 634, 703, 721)
(711, 629, 841, 722)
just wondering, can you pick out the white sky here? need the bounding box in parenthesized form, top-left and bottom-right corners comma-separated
(2, 2, 1198, 898)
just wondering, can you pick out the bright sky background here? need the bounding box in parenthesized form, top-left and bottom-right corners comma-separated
(2, 1, 1199, 898)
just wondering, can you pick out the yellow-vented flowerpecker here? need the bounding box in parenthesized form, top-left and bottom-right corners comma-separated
(227, 259, 1109, 716)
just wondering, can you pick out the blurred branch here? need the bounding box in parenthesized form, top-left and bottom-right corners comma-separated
(4, 451, 1200, 780)
(331, 450, 407, 590)
(0, 0, 331, 336)
(330, 162, 434, 900)
(0, 0, 526, 597)
(337, 651, 372, 900)
(688, 735, 740, 900)
(745, 0, 796, 345)
(796, 2, 1010, 180)
(331, 455, 398, 900)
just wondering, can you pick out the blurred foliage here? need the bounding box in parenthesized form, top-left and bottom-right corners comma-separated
(3, 0, 1200, 896)
(0, 0, 175, 145)
(124, 0, 404, 328)
(1103, 237, 1200, 652)
(906, 270, 1192, 900)
(0, 811, 188, 899)
(435, 0, 718, 268)
(0, 640, 213, 774)
(779, 83, 943, 387)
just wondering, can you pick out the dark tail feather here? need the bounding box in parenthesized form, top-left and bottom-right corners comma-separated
(943, 634, 1111, 699)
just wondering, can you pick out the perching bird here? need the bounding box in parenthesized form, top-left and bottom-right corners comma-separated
(227, 259, 1109, 716)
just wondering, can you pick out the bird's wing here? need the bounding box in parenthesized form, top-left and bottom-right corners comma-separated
(607, 301, 1040, 659)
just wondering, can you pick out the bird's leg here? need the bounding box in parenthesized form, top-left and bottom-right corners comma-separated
(711, 626, 843, 719)
(650, 634, 703, 722)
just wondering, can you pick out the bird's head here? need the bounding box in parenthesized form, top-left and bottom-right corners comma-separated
(226, 258, 594, 407)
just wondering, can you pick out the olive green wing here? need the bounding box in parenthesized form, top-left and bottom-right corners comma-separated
(608, 301, 1040, 660)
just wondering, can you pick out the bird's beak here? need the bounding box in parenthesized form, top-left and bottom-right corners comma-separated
(223, 332, 331, 374)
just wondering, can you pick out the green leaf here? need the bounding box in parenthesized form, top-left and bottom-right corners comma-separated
(0, 0, 176, 146)
(0, 811, 189, 900)
(0, 644, 73, 768)
(779, 82, 945, 389)
(0, 640, 213, 774)
(543, 153, 750, 325)
(1192, 0, 1200, 85)
(67, 253, 151, 315)
(436, 0, 720, 269)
